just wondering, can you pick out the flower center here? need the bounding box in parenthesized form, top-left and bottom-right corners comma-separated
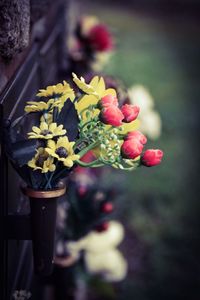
(56, 147, 68, 158)
(36, 156, 46, 167)
(41, 129, 52, 136)
(52, 92, 63, 99)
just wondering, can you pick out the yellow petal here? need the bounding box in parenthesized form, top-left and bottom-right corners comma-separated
(96, 77, 105, 96)
(75, 95, 99, 114)
(89, 76, 99, 89)
(47, 140, 56, 150)
(32, 126, 41, 134)
(120, 119, 140, 134)
(63, 158, 73, 168)
(102, 88, 117, 97)
(40, 122, 48, 131)
(70, 154, 79, 160)
(49, 123, 57, 131)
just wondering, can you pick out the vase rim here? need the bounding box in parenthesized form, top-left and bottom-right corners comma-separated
(21, 183, 66, 199)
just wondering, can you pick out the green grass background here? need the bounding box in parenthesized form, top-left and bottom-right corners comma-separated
(82, 2, 200, 299)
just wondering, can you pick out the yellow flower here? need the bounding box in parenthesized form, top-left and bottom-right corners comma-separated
(37, 81, 74, 99)
(72, 73, 117, 115)
(28, 122, 66, 139)
(37, 81, 75, 111)
(25, 99, 54, 113)
(28, 147, 56, 173)
(46, 136, 79, 168)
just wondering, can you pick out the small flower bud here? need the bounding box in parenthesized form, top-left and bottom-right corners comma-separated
(100, 105, 124, 127)
(121, 139, 144, 159)
(99, 94, 119, 108)
(141, 149, 163, 167)
(121, 104, 140, 123)
(125, 130, 147, 145)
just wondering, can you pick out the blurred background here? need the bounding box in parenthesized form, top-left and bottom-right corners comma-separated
(73, 0, 200, 299)
(1, 0, 200, 299)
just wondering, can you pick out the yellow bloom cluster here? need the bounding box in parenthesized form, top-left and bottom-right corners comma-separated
(28, 148, 56, 173)
(28, 122, 66, 139)
(25, 81, 75, 114)
(46, 136, 79, 168)
(27, 122, 79, 172)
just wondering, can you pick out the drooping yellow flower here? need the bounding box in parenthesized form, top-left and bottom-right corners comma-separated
(28, 147, 56, 173)
(45, 136, 79, 168)
(72, 73, 117, 115)
(25, 99, 54, 113)
(28, 122, 66, 139)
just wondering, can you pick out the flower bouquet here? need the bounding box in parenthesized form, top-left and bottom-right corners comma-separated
(4, 73, 163, 275)
(68, 15, 113, 74)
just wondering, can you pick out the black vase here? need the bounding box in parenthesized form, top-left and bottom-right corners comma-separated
(22, 183, 66, 276)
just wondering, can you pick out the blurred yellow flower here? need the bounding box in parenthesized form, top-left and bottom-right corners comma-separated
(28, 122, 66, 139)
(80, 15, 99, 36)
(25, 99, 54, 113)
(46, 136, 79, 168)
(28, 147, 56, 173)
(91, 52, 112, 72)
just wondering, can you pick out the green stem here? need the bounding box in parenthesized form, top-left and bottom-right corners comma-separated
(78, 141, 100, 159)
(80, 120, 94, 130)
(76, 159, 104, 168)
(74, 137, 87, 149)
(79, 104, 97, 115)
(44, 161, 58, 189)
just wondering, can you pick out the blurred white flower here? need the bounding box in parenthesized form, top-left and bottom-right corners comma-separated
(85, 248, 128, 282)
(139, 110, 162, 140)
(128, 85, 162, 140)
(128, 85, 154, 112)
(67, 221, 124, 253)
(66, 221, 127, 281)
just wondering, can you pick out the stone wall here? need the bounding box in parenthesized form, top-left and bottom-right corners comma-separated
(0, 0, 64, 94)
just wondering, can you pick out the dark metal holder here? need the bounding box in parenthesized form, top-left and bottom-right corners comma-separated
(30, 197, 58, 276)
(0, 1, 69, 298)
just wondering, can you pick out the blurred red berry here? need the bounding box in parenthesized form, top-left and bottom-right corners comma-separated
(95, 222, 110, 232)
(101, 202, 114, 213)
(77, 186, 87, 197)
(88, 24, 113, 51)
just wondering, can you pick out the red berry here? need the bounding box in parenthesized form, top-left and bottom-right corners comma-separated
(95, 222, 109, 232)
(101, 202, 113, 213)
(77, 186, 87, 197)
